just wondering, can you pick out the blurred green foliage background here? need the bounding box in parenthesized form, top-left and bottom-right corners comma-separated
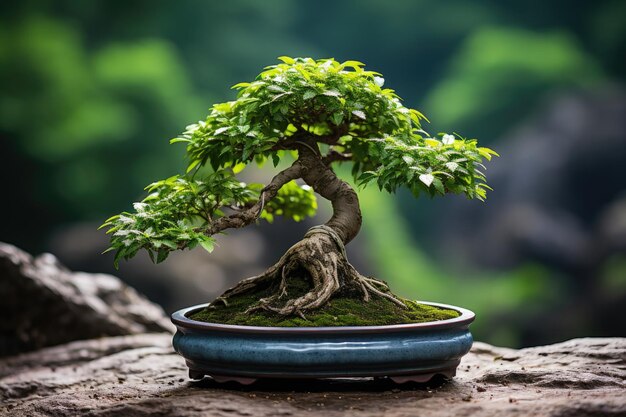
(2, 0, 625, 347)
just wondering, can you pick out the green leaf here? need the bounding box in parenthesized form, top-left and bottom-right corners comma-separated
(267, 85, 286, 93)
(170, 137, 191, 144)
(272, 153, 280, 167)
(232, 162, 246, 174)
(352, 110, 366, 120)
(231, 82, 251, 89)
(186, 159, 201, 173)
(322, 90, 340, 97)
(156, 249, 169, 263)
(341, 60, 365, 69)
(199, 239, 215, 253)
(432, 177, 445, 194)
(331, 112, 344, 125)
(113, 248, 126, 269)
(478, 147, 500, 160)
(159, 240, 178, 249)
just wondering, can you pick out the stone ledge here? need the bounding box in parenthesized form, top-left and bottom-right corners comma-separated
(2, 242, 624, 416)
(1, 335, 624, 417)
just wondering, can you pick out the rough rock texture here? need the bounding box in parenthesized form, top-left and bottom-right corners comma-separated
(0, 336, 623, 417)
(1, 242, 624, 415)
(0, 242, 172, 356)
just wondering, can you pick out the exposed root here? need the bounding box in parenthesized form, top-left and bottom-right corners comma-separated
(209, 263, 280, 308)
(361, 276, 390, 289)
(342, 262, 406, 308)
(359, 274, 406, 308)
(211, 225, 407, 316)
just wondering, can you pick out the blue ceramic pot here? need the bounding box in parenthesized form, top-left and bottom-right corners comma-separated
(171, 302, 474, 384)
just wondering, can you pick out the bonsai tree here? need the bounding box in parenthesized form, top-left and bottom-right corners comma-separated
(101, 57, 497, 319)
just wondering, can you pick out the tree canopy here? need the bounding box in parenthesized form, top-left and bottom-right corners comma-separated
(101, 57, 497, 267)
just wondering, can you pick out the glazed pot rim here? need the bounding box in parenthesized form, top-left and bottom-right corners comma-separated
(171, 301, 475, 335)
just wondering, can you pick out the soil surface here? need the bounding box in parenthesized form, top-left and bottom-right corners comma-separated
(190, 276, 459, 326)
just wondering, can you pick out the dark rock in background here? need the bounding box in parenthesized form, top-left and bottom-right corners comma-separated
(0, 242, 172, 357)
(439, 88, 626, 270)
(408, 88, 626, 345)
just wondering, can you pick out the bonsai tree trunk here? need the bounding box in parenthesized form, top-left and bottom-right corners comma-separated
(213, 139, 405, 318)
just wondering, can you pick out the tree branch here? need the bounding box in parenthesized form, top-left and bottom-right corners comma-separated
(205, 162, 303, 235)
(322, 150, 352, 166)
(269, 125, 348, 151)
(312, 124, 349, 146)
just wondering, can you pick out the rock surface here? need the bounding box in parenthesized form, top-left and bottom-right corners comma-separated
(1, 242, 624, 416)
(0, 242, 172, 356)
(0, 336, 624, 417)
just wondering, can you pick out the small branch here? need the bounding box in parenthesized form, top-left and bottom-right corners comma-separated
(297, 141, 320, 156)
(312, 124, 349, 146)
(269, 131, 311, 151)
(205, 162, 303, 235)
(271, 125, 348, 151)
(270, 141, 294, 152)
(322, 150, 352, 165)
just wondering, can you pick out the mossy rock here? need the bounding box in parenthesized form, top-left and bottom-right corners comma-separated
(190, 276, 459, 327)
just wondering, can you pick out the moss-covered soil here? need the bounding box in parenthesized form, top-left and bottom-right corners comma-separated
(190, 276, 459, 326)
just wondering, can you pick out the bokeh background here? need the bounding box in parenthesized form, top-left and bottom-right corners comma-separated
(2, 0, 625, 348)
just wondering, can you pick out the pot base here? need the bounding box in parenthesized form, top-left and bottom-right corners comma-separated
(188, 367, 458, 385)
(185, 359, 459, 385)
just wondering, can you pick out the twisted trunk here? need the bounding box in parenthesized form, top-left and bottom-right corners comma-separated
(211, 137, 404, 317)
(297, 143, 362, 245)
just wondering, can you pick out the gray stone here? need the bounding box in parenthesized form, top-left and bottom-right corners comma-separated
(1, 242, 624, 416)
(426, 88, 626, 346)
(0, 242, 172, 356)
(0, 336, 623, 416)
(438, 88, 626, 271)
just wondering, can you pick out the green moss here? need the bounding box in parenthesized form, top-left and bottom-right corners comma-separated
(189, 277, 460, 326)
